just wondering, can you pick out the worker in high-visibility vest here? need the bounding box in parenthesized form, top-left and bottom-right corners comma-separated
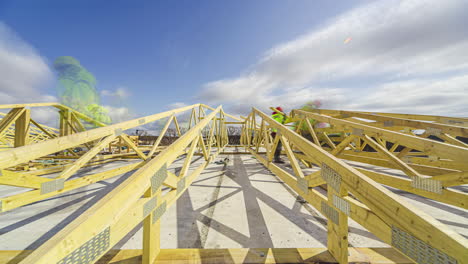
(271, 106, 290, 163)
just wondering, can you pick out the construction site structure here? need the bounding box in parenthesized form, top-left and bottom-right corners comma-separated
(0, 102, 467, 264)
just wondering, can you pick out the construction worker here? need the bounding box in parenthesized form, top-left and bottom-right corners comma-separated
(271, 106, 287, 163)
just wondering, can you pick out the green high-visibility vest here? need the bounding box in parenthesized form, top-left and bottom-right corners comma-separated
(271, 113, 285, 132)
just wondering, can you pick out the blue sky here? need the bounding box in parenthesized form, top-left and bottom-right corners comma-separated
(1, 0, 467, 123)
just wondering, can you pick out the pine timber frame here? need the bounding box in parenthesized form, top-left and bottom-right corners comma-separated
(0, 103, 466, 264)
(241, 107, 467, 264)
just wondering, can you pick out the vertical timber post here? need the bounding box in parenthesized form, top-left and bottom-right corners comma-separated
(142, 187, 162, 264)
(14, 108, 30, 147)
(327, 185, 349, 264)
(59, 110, 72, 137)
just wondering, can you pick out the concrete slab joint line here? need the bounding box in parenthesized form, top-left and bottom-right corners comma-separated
(58, 226, 110, 264)
(321, 163, 341, 192)
(41, 178, 65, 194)
(321, 201, 339, 225)
(384, 120, 394, 127)
(332, 195, 350, 215)
(411, 177, 442, 194)
(177, 177, 186, 194)
(143, 196, 157, 218)
(151, 164, 168, 193)
(152, 201, 167, 224)
(297, 178, 309, 194)
(391, 226, 457, 264)
(114, 128, 123, 136)
(352, 128, 364, 136)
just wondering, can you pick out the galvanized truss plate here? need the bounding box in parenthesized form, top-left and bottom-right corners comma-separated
(321, 163, 342, 192)
(341, 113, 350, 118)
(58, 226, 110, 264)
(297, 178, 309, 194)
(177, 177, 186, 194)
(426, 127, 442, 136)
(321, 201, 339, 225)
(352, 128, 364, 136)
(114, 128, 123, 136)
(384, 120, 394, 127)
(428, 155, 438, 161)
(151, 164, 168, 193)
(41, 178, 65, 194)
(391, 226, 457, 264)
(139, 118, 146, 125)
(152, 201, 167, 224)
(411, 177, 442, 194)
(143, 196, 157, 218)
(332, 195, 350, 215)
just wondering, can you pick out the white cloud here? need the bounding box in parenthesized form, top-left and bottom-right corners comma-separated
(103, 105, 136, 124)
(0, 22, 59, 126)
(0, 22, 56, 104)
(199, 0, 468, 116)
(101, 87, 130, 98)
(167, 102, 188, 109)
(343, 74, 468, 116)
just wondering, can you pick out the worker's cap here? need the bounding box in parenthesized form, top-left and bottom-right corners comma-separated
(275, 106, 284, 112)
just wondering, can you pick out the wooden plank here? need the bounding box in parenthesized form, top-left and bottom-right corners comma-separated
(304, 171, 326, 187)
(0, 102, 58, 109)
(148, 116, 174, 157)
(294, 110, 468, 163)
(331, 135, 356, 156)
(327, 187, 349, 264)
(361, 135, 422, 177)
(178, 136, 199, 178)
(280, 136, 305, 178)
(56, 135, 117, 180)
(14, 109, 30, 147)
(254, 108, 468, 264)
(339, 153, 458, 176)
(249, 149, 394, 248)
(322, 132, 337, 149)
(142, 187, 162, 264)
(0, 162, 144, 212)
(305, 118, 320, 146)
(119, 134, 147, 160)
(327, 109, 468, 138)
(0, 248, 414, 264)
(173, 116, 182, 136)
(355, 167, 467, 209)
(431, 171, 468, 187)
(0, 108, 25, 138)
(0, 169, 50, 189)
(17, 107, 221, 264)
(0, 104, 199, 169)
(438, 133, 468, 148)
(268, 134, 281, 162)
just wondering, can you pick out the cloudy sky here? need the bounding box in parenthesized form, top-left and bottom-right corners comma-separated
(1, 0, 467, 123)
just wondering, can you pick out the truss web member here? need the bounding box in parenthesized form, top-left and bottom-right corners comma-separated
(271, 106, 292, 164)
